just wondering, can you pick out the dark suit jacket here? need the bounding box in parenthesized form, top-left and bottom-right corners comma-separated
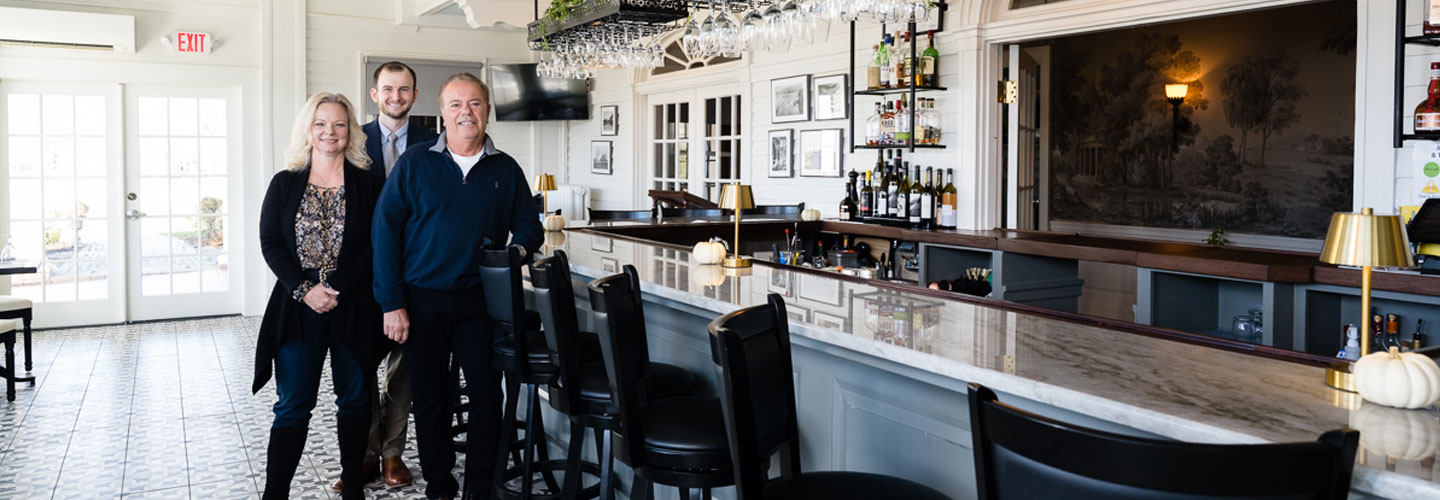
(253, 163, 384, 394)
(363, 118, 439, 185)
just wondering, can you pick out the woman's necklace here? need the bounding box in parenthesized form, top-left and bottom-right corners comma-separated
(311, 164, 343, 188)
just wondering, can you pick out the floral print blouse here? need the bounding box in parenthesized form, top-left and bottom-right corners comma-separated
(291, 183, 345, 301)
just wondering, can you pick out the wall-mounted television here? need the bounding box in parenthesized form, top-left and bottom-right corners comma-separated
(490, 63, 589, 121)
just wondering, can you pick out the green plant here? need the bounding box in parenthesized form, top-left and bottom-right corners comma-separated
(1204, 228, 1229, 246)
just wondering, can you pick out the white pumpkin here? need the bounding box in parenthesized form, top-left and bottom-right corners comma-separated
(1355, 347, 1440, 409)
(691, 264, 727, 287)
(543, 214, 566, 232)
(1353, 402, 1440, 460)
(692, 239, 727, 265)
(801, 208, 821, 221)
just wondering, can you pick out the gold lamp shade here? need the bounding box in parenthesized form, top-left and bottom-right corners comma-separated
(1320, 207, 1416, 393)
(718, 183, 756, 210)
(534, 174, 558, 192)
(719, 183, 755, 268)
(1319, 208, 1415, 268)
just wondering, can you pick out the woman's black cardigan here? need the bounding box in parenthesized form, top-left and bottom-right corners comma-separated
(252, 163, 385, 394)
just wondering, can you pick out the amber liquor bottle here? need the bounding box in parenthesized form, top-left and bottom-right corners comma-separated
(1420, 62, 1440, 132)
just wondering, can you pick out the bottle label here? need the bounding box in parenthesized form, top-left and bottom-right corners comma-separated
(1419, 112, 1440, 131)
(921, 56, 935, 75)
(921, 194, 933, 219)
(909, 195, 921, 222)
(867, 67, 880, 90)
(841, 204, 851, 219)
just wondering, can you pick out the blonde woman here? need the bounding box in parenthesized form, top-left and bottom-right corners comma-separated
(254, 92, 383, 500)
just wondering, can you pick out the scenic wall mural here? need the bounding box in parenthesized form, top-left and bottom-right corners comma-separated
(1042, 0, 1355, 239)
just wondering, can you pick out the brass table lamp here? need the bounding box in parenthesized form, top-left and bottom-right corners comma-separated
(534, 173, 557, 215)
(1319, 207, 1415, 392)
(718, 182, 755, 268)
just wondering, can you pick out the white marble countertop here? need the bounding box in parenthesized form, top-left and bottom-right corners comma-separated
(542, 226, 1440, 499)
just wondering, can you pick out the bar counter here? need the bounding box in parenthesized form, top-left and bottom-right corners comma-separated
(533, 220, 1440, 500)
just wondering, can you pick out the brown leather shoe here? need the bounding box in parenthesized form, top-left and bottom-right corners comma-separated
(382, 456, 414, 488)
(331, 460, 380, 491)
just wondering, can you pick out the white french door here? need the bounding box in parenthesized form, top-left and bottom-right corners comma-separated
(123, 86, 242, 321)
(1005, 44, 1050, 231)
(0, 82, 242, 327)
(647, 85, 742, 203)
(2, 82, 126, 326)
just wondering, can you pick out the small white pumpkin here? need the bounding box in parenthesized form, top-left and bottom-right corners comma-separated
(1355, 347, 1440, 409)
(801, 208, 821, 221)
(691, 264, 727, 287)
(692, 239, 727, 265)
(543, 214, 566, 232)
(1353, 402, 1440, 460)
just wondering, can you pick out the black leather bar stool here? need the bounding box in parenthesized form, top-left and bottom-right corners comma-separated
(709, 294, 951, 500)
(479, 246, 562, 500)
(967, 383, 1359, 500)
(531, 252, 700, 500)
(590, 266, 733, 500)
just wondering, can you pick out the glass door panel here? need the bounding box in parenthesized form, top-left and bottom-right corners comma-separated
(2, 82, 125, 327)
(125, 86, 240, 321)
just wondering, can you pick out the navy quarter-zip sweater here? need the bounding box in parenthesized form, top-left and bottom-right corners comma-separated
(372, 133, 543, 312)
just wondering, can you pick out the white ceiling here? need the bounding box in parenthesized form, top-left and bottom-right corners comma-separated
(418, 0, 538, 29)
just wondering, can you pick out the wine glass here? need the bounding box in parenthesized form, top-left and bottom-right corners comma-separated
(762, 0, 789, 53)
(742, 0, 767, 53)
(715, 2, 741, 57)
(682, 15, 703, 57)
(699, 2, 719, 57)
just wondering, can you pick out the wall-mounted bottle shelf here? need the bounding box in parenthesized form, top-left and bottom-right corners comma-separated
(854, 86, 948, 96)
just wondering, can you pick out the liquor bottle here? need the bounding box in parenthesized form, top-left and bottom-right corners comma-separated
(877, 163, 891, 218)
(893, 149, 904, 173)
(890, 32, 906, 87)
(1387, 313, 1404, 350)
(1428, 0, 1440, 35)
(921, 31, 939, 87)
(841, 169, 858, 221)
(923, 98, 941, 144)
(895, 99, 911, 144)
(908, 164, 923, 227)
(860, 170, 873, 217)
(898, 161, 912, 221)
(921, 166, 935, 229)
(879, 35, 892, 88)
(1418, 62, 1440, 132)
(896, 32, 911, 88)
(880, 101, 897, 144)
(865, 102, 883, 145)
(891, 163, 905, 219)
(1414, 318, 1428, 349)
(867, 44, 883, 90)
(941, 168, 958, 229)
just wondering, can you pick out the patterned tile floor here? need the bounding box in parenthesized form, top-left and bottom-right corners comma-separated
(0, 316, 463, 499)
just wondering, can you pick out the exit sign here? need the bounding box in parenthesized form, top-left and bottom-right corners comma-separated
(169, 31, 212, 54)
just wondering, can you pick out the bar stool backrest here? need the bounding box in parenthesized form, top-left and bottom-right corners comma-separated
(588, 269, 653, 467)
(479, 246, 533, 372)
(529, 250, 587, 411)
(589, 209, 654, 221)
(967, 384, 1359, 500)
(708, 293, 801, 500)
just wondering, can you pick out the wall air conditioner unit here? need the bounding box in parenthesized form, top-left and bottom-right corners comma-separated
(0, 7, 135, 53)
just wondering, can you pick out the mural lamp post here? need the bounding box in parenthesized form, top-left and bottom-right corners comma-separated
(1164, 83, 1188, 152)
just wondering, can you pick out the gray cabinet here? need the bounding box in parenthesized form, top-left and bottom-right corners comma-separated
(1134, 268, 1294, 349)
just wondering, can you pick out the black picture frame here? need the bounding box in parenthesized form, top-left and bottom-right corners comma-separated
(768, 129, 793, 178)
(590, 140, 613, 175)
(600, 105, 618, 136)
(771, 75, 810, 124)
(811, 73, 848, 121)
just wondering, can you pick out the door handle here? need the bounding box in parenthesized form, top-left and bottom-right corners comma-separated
(126, 209, 147, 220)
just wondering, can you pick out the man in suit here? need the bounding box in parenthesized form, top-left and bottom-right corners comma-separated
(335, 60, 438, 492)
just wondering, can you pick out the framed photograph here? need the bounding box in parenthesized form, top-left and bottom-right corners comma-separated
(798, 272, 842, 306)
(768, 129, 793, 178)
(601, 257, 619, 273)
(770, 75, 810, 124)
(812, 311, 847, 330)
(811, 74, 848, 121)
(797, 129, 843, 177)
(590, 236, 613, 253)
(590, 141, 612, 175)
(599, 105, 618, 136)
(768, 268, 792, 296)
(786, 304, 809, 324)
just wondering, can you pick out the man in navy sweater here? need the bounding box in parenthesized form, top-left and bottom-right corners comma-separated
(372, 72, 542, 500)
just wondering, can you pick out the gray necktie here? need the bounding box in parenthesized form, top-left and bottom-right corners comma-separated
(383, 133, 399, 175)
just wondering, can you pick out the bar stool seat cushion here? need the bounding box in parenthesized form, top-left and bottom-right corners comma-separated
(639, 396, 731, 470)
(763, 471, 950, 500)
(0, 296, 31, 312)
(561, 361, 697, 404)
